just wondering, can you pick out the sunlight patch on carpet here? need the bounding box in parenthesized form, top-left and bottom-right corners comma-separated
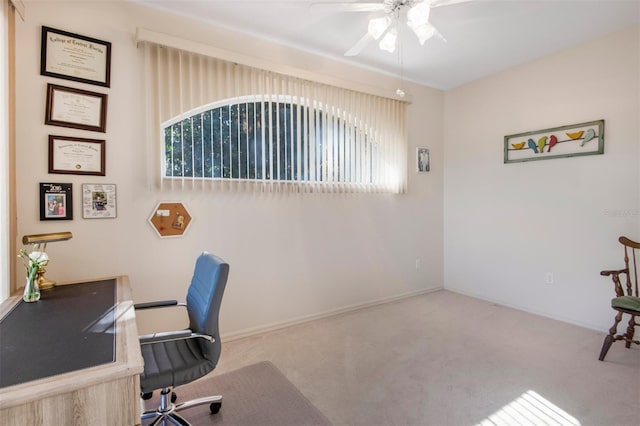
(478, 390, 580, 426)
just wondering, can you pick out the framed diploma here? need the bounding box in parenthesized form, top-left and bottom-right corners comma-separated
(48, 135, 105, 176)
(41, 26, 111, 87)
(40, 182, 73, 221)
(45, 84, 107, 132)
(82, 183, 117, 219)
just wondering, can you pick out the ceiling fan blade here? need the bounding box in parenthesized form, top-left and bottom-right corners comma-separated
(311, 2, 385, 12)
(344, 32, 373, 56)
(433, 26, 447, 43)
(431, 0, 474, 8)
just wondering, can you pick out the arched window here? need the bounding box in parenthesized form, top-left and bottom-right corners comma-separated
(141, 41, 407, 193)
(163, 97, 377, 185)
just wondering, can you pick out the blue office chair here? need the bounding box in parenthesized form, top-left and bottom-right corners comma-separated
(135, 252, 229, 425)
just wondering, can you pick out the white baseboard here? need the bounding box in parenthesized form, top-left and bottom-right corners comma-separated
(445, 287, 607, 333)
(222, 286, 443, 342)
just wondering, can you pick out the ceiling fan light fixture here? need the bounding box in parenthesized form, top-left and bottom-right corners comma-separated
(407, 0, 431, 27)
(408, 21, 437, 45)
(368, 15, 392, 40)
(379, 27, 398, 53)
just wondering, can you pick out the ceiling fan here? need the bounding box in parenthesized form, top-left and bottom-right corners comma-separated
(313, 0, 472, 56)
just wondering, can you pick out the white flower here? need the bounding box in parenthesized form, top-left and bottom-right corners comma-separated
(18, 248, 49, 274)
(29, 251, 49, 264)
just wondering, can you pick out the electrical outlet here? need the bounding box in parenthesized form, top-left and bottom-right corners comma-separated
(415, 259, 421, 269)
(545, 272, 554, 284)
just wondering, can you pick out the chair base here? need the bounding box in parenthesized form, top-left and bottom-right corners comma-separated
(141, 387, 222, 426)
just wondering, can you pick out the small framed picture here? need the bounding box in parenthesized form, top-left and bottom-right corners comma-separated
(416, 147, 430, 173)
(40, 182, 73, 221)
(40, 26, 111, 87)
(82, 183, 117, 219)
(49, 135, 105, 176)
(45, 83, 108, 133)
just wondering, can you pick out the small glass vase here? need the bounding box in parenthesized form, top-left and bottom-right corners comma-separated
(23, 269, 41, 302)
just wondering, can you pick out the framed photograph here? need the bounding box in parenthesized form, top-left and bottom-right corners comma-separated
(49, 135, 105, 176)
(45, 84, 107, 133)
(40, 26, 111, 87)
(416, 147, 430, 173)
(40, 182, 73, 221)
(504, 119, 604, 164)
(82, 183, 116, 219)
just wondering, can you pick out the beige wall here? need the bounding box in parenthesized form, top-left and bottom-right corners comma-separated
(13, 1, 444, 336)
(444, 27, 640, 331)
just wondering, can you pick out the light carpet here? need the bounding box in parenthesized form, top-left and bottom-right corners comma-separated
(215, 290, 640, 425)
(141, 360, 332, 426)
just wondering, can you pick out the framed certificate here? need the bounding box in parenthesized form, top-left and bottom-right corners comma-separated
(45, 84, 107, 132)
(40, 26, 111, 87)
(82, 183, 117, 219)
(49, 135, 105, 176)
(40, 182, 73, 221)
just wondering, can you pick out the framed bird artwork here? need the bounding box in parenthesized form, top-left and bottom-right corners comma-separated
(504, 119, 604, 163)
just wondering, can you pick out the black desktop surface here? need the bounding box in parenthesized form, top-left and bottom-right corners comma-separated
(0, 279, 117, 388)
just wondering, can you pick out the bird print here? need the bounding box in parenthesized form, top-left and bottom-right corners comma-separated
(581, 128, 596, 147)
(511, 142, 526, 150)
(547, 135, 558, 152)
(537, 136, 548, 154)
(527, 138, 538, 153)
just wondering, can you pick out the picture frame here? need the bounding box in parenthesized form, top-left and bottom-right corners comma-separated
(416, 147, 430, 173)
(82, 183, 117, 219)
(49, 135, 105, 176)
(504, 119, 604, 164)
(45, 84, 107, 133)
(40, 182, 73, 221)
(40, 26, 111, 87)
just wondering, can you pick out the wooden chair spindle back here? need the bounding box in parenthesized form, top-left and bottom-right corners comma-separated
(619, 236, 640, 297)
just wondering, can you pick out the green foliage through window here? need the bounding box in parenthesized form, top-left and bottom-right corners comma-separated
(163, 99, 375, 184)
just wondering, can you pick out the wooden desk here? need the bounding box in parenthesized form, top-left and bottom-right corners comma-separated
(0, 276, 144, 425)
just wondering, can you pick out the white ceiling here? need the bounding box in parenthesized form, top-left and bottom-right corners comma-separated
(132, 0, 640, 90)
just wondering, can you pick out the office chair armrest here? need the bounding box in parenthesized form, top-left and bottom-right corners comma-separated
(134, 300, 187, 310)
(600, 268, 629, 297)
(139, 330, 215, 345)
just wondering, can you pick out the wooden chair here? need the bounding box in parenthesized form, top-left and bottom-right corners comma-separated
(599, 236, 640, 361)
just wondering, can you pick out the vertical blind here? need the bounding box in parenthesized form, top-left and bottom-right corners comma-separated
(141, 41, 407, 194)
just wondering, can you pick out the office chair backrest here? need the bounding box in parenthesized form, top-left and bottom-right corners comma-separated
(186, 252, 229, 363)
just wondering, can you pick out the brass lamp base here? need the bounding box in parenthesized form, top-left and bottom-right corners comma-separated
(36, 269, 56, 290)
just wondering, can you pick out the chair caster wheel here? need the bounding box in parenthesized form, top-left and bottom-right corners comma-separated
(141, 392, 153, 400)
(210, 402, 222, 414)
(171, 392, 177, 403)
